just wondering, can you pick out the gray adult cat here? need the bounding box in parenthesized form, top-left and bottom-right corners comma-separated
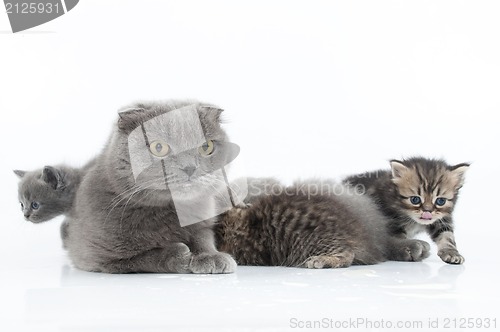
(215, 179, 431, 268)
(62, 100, 237, 273)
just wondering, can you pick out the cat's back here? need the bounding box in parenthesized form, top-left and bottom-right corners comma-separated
(343, 169, 392, 193)
(218, 182, 385, 266)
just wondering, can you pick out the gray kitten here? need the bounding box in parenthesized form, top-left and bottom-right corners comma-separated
(63, 100, 237, 273)
(215, 179, 431, 268)
(14, 166, 84, 223)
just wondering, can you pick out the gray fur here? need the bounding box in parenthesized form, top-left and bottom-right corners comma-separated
(63, 100, 236, 273)
(215, 178, 430, 268)
(15, 165, 85, 223)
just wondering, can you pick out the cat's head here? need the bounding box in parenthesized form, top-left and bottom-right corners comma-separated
(390, 157, 469, 225)
(108, 100, 239, 205)
(14, 166, 69, 223)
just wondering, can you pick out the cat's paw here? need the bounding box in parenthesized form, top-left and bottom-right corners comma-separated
(304, 253, 354, 269)
(438, 249, 465, 265)
(190, 252, 237, 274)
(394, 239, 431, 262)
(165, 243, 193, 273)
(172, 243, 191, 256)
(405, 239, 431, 261)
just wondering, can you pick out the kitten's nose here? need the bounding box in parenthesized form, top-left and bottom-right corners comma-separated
(24, 212, 31, 219)
(181, 166, 196, 177)
(422, 204, 433, 212)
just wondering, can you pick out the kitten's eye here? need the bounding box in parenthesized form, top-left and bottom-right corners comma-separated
(435, 197, 447, 206)
(409, 196, 422, 205)
(31, 202, 40, 210)
(149, 140, 170, 157)
(198, 140, 215, 156)
(20, 202, 24, 211)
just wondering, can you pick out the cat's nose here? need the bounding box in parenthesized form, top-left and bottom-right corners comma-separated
(181, 166, 196, 177)
(24, 212, 31, 219)
(422, 204, 433, 212)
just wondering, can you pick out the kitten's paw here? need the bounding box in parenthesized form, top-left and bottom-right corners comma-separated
(190, 252, 237, 274)
(438, 249, 465, 265)
(304, 252, 354, 269)
(405, 240, 431, 261)
(393, 239, 431, 262)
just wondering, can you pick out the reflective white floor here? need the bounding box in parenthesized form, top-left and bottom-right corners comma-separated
(1, 219, 499, 332)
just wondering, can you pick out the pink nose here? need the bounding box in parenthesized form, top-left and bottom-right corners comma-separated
(421, 211, 433, 220)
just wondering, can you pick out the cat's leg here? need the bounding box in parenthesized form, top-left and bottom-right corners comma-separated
(427, 219, 464, 264)
(188, 224, 237, 274)
(303, 250, 355, 269)
(98, 243, 193, 273)
(386, 237, 431, 262)
(60, 219, 69, 249)
(434, 231, 465, 264)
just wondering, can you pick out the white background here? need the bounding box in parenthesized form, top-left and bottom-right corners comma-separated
(1, 1, 499, 331)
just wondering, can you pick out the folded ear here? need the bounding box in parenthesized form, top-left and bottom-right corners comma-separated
(390, 160, 408, 178)
(42, 166, 64, 190)
(118, 108, 147, 132)
(14, 170, 26, 178)
(449, 162, 470, 188)
(199, 105, 224, 123)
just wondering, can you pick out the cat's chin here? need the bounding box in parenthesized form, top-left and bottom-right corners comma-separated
(410, 216, 438, 226)
(26, 217, 46, 224)
(415, 219, 436, 226)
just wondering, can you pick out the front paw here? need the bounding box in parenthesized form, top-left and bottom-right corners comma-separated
(393, 239, 431, 262)
(190, 252, 237, 274)
(406, 240, 431, 261)
(438, 249, 465, 264)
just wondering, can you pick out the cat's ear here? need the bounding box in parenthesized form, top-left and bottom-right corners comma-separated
(118, 108, 147, 132)
(449, 163, 470, 188)
(13, 170, 26, 178)
(200, 106, 224, 123)
(390, 160, 409, 178)
(42, 166, 64, 190)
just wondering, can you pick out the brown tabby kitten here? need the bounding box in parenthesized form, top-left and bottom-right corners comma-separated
(344, 157, 469, 264)
(215, 179, 432, 268)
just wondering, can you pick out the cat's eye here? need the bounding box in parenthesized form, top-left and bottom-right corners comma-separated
(31, 202, 40, 210)
(435, 197, 447, 206)
(198, 140, 215, 156)
(149, 140, 170, 157)
(20, 202, 24, 211)
(409, 196, 421, 205)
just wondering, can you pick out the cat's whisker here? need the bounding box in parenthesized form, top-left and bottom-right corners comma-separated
(107, 177, 165, 208)
(198, 177, 233, 207)
(105, 177, 167, 223)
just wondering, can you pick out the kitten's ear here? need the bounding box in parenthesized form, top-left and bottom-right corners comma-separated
(42, 166, 64, 190)
(390, 160, 408, 178)
(200, 106, 224, 123)
(14, 170, 26, 178)
(118, 108, 147, 132)
(449, 163, 470, 188)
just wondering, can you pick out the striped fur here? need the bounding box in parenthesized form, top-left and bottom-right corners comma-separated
(215, 179, 432, 268)
(344, 157, 468, 264)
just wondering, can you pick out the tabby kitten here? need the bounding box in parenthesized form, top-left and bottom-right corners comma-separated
(63, 100, 238, 274)
(343, 157, 468, 264)
(215, 179, 431, 268)
(14, 166, 84, 223)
